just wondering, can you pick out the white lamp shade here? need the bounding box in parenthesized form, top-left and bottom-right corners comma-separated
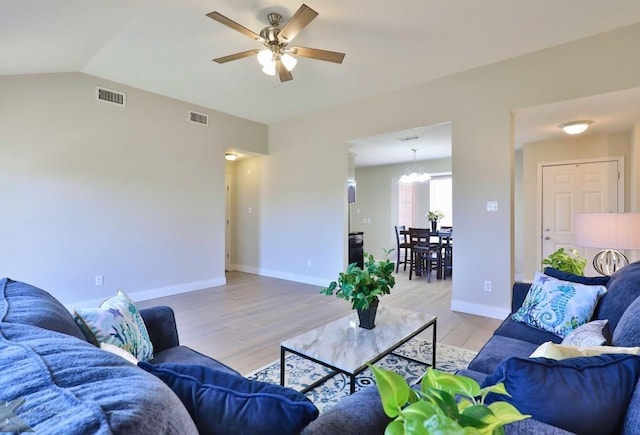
(574, 213, 640, 249)
(262, 62, 276, 76)
(559, 120, 592, 135)
(281, 53, 297, 71)
(257, 49, 273, 66)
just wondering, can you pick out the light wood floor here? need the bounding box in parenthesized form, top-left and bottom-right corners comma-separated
(136, 269, 501, 375)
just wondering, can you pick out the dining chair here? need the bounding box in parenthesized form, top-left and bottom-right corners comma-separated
(394, 225, 411, 272)
(408, 228, 441, 282)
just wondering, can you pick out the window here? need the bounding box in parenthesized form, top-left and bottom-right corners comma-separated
(398, 182, 415, 228)
(397, 175, 452, 227)
(429, 176, 452, 227)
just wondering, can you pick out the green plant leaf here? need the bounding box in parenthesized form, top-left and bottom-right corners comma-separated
(385, 420, 406, 435)
(424, 370, 481, 399)
(458, 405, 493, 428)
(480, 382, 509, 398)
(371, 365, 411, 418)
(423, 414, 466, 435)
(487, 402, 530, 425)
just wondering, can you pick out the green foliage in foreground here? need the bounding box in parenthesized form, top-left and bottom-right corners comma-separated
(371, 366, 530, 435)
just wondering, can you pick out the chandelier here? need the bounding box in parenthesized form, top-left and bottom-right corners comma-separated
(399, 149, 431, 183)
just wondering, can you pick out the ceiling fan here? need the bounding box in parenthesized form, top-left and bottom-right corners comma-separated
(206, 4, 345, 82)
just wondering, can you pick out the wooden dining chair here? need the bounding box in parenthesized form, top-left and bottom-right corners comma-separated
(408, 228, 441, 282)
(394, 225, 411, 272)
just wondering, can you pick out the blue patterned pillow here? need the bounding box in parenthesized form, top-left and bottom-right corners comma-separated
(512, 272, 607, 338)
(74, 290, 154, 362)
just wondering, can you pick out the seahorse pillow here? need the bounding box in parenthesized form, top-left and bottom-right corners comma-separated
(512, 272, 607, 338)
(74, 290, 154, 362)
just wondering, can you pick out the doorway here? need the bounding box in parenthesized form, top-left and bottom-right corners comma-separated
(538, 157, 623, 275)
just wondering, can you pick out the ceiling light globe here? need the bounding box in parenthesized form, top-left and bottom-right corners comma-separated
(262, 62, 276, 76)
(281, 53, 298, 71)
(559, 120, 592, 135)
(225, 153, 238, 161)
(257, 49, 273, 67)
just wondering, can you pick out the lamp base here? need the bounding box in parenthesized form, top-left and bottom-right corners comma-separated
(593, 249, 628, 276)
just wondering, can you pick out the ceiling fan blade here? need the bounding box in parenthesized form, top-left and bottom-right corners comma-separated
(290, 46, 345, 64)
(213, 49, 260, 64)
(276, 60, 293, 82)
(278, 4, 318, 43)
(206, 11, 263, 42)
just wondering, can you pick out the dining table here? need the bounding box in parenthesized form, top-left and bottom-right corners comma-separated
(400, 228, 453, 280)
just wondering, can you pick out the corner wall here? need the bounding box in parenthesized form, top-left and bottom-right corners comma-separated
(0, 72, 267, 307)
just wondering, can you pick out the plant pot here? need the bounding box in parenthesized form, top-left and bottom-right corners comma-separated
(431, 221, 438, 232)
(357, 299, 379, 329)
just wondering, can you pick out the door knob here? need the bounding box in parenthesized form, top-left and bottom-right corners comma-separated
(544, 228, 550, 232)
(544, 236, 550, 240)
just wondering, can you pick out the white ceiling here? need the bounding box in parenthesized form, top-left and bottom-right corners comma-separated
(3, 1, 640, 165)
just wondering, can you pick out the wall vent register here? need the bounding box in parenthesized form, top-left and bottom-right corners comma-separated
(96, 87, 126, 106)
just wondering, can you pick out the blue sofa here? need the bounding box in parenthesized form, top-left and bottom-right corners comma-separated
(456, 263, 640, 434)
(0, 277, 364, 434)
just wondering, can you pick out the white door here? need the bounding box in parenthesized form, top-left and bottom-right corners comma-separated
(540, 159, 621, 275)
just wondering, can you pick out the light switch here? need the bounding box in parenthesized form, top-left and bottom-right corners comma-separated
(487, 201, 498, 212)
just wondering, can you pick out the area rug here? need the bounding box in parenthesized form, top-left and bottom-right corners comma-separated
(246, 338, 477, 413)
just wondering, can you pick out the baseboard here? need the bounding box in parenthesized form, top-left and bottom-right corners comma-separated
(450, 299, 510, 320)
(233, 264, 330, 287)
(66, 277, 227, 310)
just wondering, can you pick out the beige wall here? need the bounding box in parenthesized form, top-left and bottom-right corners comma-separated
(261, 23, 640, 319)
(521, 132, 632, 280)
(350, 158, 452, 259)
(0, 72, 267, 307)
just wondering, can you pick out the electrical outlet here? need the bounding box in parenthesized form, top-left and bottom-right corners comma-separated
(95, 275, 104, 286)
(484, 280, 492, 292)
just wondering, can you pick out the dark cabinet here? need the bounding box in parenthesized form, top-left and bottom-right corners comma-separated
(348, 232, 364, 268)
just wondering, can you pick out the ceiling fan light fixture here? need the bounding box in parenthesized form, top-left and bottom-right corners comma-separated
(559, 120, 593, 135)
(262, 62, 276, 76)
(281, 53, 297, 71)
(257, 49, 273, 66)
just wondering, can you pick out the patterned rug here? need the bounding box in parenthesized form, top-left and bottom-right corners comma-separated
(246, 338, 477, 413)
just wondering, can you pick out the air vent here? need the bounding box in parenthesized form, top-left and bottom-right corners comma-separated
(189, 111, 209, 126)
(96, 87, 126, 106)
(399, 135, 419, 142)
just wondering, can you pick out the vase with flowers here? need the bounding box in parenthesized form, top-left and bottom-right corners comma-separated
(427, 210, 445, 232)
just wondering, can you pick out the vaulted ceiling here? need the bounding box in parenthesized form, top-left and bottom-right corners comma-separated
(4, 1, 640, 163)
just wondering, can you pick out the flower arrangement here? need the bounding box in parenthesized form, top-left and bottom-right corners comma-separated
(427, 210, 445, 223)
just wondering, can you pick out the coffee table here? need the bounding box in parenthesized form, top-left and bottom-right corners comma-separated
(280, 305, 437, 394)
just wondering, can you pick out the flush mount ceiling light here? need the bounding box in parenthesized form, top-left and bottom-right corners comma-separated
(559, 120, 593, 135)
(225, 153, 238, 161)
(399, 149, 431, 183)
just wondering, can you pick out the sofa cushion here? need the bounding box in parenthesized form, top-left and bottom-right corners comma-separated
(467, 335, 539, 374)
(0, 277, 86, 341)
(593, 261, 640, 330)
(74, 290, 154, 362)
(138, 362, 319, 435)
(543, 267, 610, 286)
(0, 322, 198, 434)
(493, 317, 563, 345)
(623, 378, 640, 434)
(512, 272, 606, 338)
(612, 296, 640, 347)
(483, 354, 640, 435)
(561, 319, 610, 346)
(530, 341, 640, 359)
(151, 345, 241, 376)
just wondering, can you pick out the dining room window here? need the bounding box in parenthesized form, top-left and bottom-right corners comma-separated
(429, 175, 453, 227)
(398, 182, 415, 228)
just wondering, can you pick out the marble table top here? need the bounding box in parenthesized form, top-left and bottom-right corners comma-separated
(281, 305, 436, 374)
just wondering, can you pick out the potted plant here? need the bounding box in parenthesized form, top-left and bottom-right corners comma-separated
(371, 365, 530, 434)
(427, 210, 445, 232)
(320, 250, 395, 329)
(542, 247, 587, 276)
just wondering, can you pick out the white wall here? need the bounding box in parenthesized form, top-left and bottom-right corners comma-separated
(258, 23, 640, 320)
(0, 72, 267, 307)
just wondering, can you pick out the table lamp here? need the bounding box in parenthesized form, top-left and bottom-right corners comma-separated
(573, 213, 640, 275)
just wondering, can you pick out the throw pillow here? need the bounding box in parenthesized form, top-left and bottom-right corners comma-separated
(511, 272, 607, 337)
(74, 290, 154, 362)
(100, 342, 139, 365)
(482, 354, 640, 435)
(561, 319, 610, 346)
(137, 362, 319, 435)
(529, 341, 640, 360)
(543, 267, 610, 286)
(612, 295, 640, 347)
